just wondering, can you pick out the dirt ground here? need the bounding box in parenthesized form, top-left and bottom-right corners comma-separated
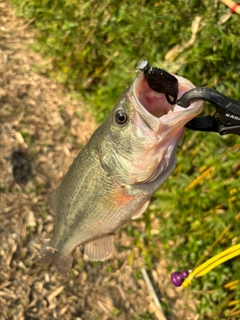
(0, 2, 200, 319)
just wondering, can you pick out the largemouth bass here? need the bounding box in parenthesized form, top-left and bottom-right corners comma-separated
(37, 62, 204, 273)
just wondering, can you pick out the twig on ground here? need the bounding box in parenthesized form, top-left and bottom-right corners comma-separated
(141, 267, 167, 320)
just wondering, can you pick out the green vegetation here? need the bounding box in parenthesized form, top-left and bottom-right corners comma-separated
(10, 0, 240, 121)
(10, 0, 240, 318)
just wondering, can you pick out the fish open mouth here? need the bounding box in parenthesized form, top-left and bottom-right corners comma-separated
(133, 73, 177, 118)
(133, 67, 196, 118)
(131, 61, 204, 133)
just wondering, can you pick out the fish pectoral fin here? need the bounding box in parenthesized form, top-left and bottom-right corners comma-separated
(84, 235, 114, 261)
(131, 200, 150, 219)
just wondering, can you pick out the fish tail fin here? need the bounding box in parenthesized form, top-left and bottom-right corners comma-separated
(55, 254, 73, 274)
(34, 242, 73, 274)
(34, 241, 56, 265)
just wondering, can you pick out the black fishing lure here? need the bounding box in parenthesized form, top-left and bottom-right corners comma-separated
(136, 59, 178, 105)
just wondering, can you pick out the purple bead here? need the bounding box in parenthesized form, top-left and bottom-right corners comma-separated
(171, 271, 184, 287)
(181, 270, 189, 279)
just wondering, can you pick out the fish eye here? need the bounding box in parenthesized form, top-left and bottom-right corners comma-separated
(115, 110, 128, 125)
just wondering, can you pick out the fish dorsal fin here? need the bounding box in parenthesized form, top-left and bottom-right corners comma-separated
(84, 234, 114, 261)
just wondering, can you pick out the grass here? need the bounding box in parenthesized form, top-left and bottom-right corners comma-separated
(10, 0, 240, 318)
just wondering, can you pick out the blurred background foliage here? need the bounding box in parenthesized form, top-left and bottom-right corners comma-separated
(10, 0, 240, 318)
(10, 0, 240, 122)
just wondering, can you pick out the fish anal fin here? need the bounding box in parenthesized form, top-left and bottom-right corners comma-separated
(131, 200, 150, 219)
(84, 235, 114, 261)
